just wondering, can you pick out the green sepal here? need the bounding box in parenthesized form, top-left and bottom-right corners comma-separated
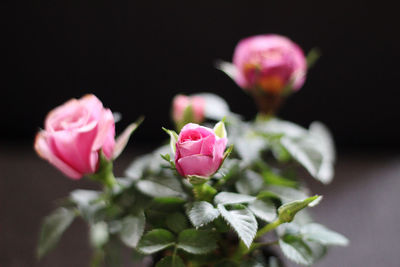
(88, 152, 116, 189)
(278, 195, 322, 223)
(213, 119, 227, 139)
(192, 182, 217, 202)
(162, 127, 179, 154)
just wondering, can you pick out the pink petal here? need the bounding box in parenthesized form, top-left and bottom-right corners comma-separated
(177, 139, 203, 157)
(92, 108, 115, 153)
(177, 155, 216, 177)
(48, 121, 99, 175)
(200, 134, 216, 156)
(34, 132, 82, 179)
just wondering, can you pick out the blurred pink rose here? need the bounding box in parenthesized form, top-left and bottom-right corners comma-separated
(172, 95, 205, 125)
(233, 34, 307, 94)
(34, 94, 115, 179)
(175, 123, 227, 178)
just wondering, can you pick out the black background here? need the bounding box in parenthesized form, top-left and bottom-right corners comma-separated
(2, 0, 399, 148)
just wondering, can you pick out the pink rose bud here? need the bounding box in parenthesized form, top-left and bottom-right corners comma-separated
(172, 95, 205, 130)
(233, 34, 307, 94)
(175, 123, 227, 178)
(34, 94, 115, 179)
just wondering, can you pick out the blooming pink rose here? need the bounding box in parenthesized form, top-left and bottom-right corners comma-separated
(233, 34, 307, 94)
(172, 95, 205, 124)
(175, 123, 227, 178)
(34, 94, 115, 179)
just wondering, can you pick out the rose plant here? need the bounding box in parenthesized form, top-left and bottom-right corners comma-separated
(35, 35, 347, 267)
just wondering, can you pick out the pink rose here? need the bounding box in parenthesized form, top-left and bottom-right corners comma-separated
(175, 123, 227, 178)
(233, 34, 307, 94)
(172, 95, 205, 126)
(34, 94, 115, 179)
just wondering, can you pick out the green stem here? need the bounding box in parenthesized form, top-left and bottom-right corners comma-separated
(255, 218, 282, 239)
(232, 240, 249, 262)
(192, 183, 217, 202)
(247, 240, 279, 254)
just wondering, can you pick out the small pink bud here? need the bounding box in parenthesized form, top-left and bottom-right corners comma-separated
(174, 123, 227, 178)
(172, 95, 205, 129)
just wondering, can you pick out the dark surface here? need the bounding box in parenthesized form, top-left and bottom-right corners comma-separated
(2, 0, 399, 147)
(1, 144, 399, 267)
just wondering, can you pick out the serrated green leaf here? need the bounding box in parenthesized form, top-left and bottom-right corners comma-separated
(186, 201, 220, 227)
(137, 229, 175, 254)
(135, 175, 187, 199)
(248, 199, 276, 222)
(37, 207, 76, 259)
(217, 204, 257, 248)
(279, 235, 314, 265)
(119, 211, 145, 248)
(278, 196, 321, 223)
(300, 223, 349, 246)
(166, 212, 189, 233)
(155, 255, 185, 267)
(214, 192, 256, 205)
(177, 229, 217, 254)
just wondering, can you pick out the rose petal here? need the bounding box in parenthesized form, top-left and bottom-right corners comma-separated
(48, 121, 99, 175)
(177, 155, 216, 177)
(34, 132, 82, 179)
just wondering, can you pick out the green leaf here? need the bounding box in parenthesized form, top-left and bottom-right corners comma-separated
(300, 223, 349, 246)
(70, 189, 104, 223)
(137, 229, 175, 254)
(279, 235, 314, 265)
(278, 196, 321, 223)
(124, 154, 153, 181)
(309, 121, 336, 183)
(37, 207, 76, 259)
(186, 201, 220, 227)
(233, 127, 267, 164)
(166, 212, 189, 233)
(194, 93, 231, 121)
(261, 170, 298, 188)
(119, 211, 146, 248)
(135, 175, 187, 199)
(177, 229, 217, 254)
(215, 60, 238, 83)
(214, 192, 256, 205)
(213, 120, 227, 139)
(155, 255, 185, 267)
(89, 222, 109, 248)
(263, 185, 309, 204)
(162, 127, 179, 154)
(217, 204, 257, 248)
(248, 199, 276, 222)
(235, 170, 264, 195)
